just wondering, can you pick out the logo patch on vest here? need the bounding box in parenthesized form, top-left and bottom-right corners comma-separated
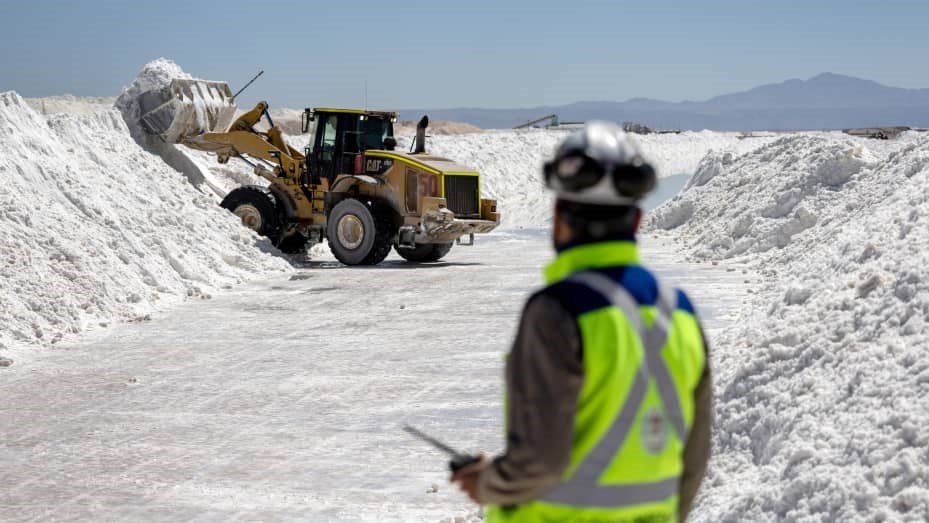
(641, 408, 669, 454)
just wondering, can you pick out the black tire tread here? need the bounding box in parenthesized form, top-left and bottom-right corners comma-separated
(361, 203, 396, 265)
(395, 241, 453, 262)
(220, 186, 282, 243)
(326, 198, 397, 266)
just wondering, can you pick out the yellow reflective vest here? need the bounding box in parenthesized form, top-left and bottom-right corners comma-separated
(487, 241, 706, 523)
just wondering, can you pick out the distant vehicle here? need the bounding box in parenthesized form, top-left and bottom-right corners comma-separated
(513, 114, 586, 129)
(514, 114, 559, 129)
(842, 127, 911, 140)
(622, 122, 682, 135)
(622, 121, 654, 134)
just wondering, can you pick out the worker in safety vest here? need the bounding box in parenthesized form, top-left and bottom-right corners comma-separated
(452, 122, 713, 522)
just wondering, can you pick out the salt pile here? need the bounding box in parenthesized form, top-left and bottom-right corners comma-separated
(634, 130, 779, 179)
(648, 133, 929, 520)
(649, 135, 898, 260)
(425, 130, 563, 228)
(0, 91, 290, 354)
(115, 58, 195, 136)
(25, 94, 116, 116)
(425, 129, 772, 228)
(114, 58, 266, 201)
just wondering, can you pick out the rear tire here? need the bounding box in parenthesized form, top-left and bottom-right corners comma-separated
(394, 242, 453, 262)
(220, 187, 282, 244)
(327, 199, 395, 265)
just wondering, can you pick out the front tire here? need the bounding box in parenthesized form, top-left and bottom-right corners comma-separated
(220, 187, 282, 243)
(394, 242, 453, 262)
(327, 199, 395, 265)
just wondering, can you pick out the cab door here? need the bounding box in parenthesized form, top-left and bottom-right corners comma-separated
(307, 112, 340, 185)
(337, 113, 361, 175)
(309, 112, 361, 184)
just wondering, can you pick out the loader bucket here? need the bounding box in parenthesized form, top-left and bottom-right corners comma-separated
(137, 79, 236, 143)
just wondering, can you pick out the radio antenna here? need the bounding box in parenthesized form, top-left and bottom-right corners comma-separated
(233, 70, 264, 100)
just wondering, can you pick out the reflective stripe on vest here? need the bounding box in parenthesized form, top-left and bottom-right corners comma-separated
(541, 270, 684, 508)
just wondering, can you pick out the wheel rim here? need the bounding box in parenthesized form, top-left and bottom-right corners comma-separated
(233, 204, 263, 231)
(337, 214, 365, 250)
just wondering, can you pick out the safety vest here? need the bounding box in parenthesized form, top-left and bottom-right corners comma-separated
(487, 240, 706, 523)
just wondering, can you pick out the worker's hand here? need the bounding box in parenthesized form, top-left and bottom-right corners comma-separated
(450, 453, 490, 504)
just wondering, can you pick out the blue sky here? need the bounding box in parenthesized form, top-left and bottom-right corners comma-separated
(1, 0, 927, 110)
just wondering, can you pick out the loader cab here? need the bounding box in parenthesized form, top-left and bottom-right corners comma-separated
(304, 108, 398, 185)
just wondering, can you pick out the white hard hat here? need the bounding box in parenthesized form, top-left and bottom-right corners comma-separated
(543, 121, 657, 206)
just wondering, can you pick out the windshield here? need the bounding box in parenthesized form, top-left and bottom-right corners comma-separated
(360, 117, 394, 150)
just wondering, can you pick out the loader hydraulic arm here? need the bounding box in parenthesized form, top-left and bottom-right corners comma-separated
(229, 101, 270, 133)
(181, 101, 307, 184)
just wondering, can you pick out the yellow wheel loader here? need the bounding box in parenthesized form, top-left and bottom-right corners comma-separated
(134, 78, 500, 265)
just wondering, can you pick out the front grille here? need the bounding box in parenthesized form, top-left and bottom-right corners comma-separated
(444, 175, 480, 218)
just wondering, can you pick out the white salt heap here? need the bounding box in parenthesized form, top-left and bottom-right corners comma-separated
(424, 129, 775, 228)
(425, 130, 564, 228)
(114, 58, 267, 200)
(647, 134, 920, 260)
(25, 94, 116, 116)
(115, 58, 193, 123)
(648, 132, 929, 521)
(0, 90, 290, 353)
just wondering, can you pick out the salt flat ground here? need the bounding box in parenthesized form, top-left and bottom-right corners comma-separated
(0, 232, 752, 522)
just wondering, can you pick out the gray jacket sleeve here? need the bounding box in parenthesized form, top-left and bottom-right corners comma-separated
(476, 293, 584, 506)
(678, 329, 713, 521)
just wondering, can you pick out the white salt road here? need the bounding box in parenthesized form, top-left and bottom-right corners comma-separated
(0, 233, 751, 522)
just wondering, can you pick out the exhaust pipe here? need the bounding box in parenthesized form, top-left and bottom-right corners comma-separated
(414, 115, 429, 154)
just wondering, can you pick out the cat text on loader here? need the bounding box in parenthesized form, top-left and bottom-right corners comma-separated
(135, 80, 500, 265)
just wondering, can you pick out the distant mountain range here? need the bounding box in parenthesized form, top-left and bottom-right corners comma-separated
(400, 73, 929, 131)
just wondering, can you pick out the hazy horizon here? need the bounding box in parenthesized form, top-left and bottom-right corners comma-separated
(2, 1, 928, 111)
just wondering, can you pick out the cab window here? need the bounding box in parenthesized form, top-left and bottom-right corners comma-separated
(360, 117, 392, 150)
(320, 115, 338, 162)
